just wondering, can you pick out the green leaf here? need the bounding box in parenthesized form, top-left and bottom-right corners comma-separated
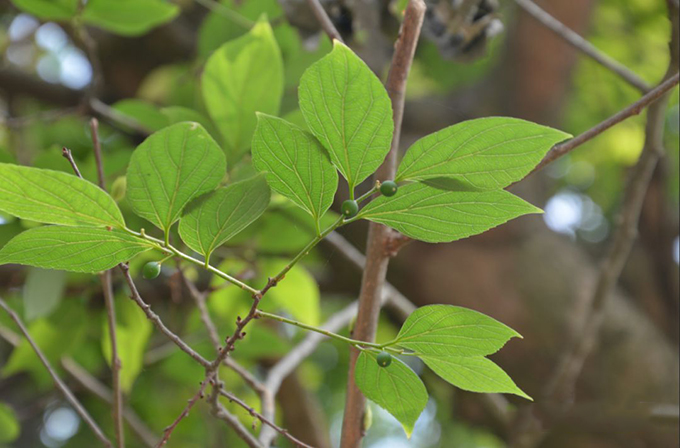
(126, 122, 226, 234)
(392, 305, 520, 357)
(112, 99, 169, 132)
(0, 403, 20, 443)
(161, 106, 219, 140)
(252, 114, 338, 225)
(102, 296, 152, 393)
(202, 19, 284, 161)
(396, 117, 571, 189)
(23, 268, 67, 322)
(357, 182, 541, 243)
(82, 0, 180, 36)
(260, 259, 320, 325)
(0, 163, 125, 228)
(11, 0, 77, 19)
(299, 41, 394, 192)
(179, 176, 270, 261)
(421, 355, 530, 399)
(354, 351, 428, 437)
(0, 226, 153, 273)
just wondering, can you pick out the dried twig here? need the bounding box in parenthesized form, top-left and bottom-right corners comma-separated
(0, 297, 112, 447)
(513, 0, 650, 92)
(340, 2, 426, 446)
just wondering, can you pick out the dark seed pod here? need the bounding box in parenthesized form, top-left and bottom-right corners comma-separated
(341, 200, 359, 218)
(380, 181, 398, 197)
(142, 261, 161, 279)
(376, 351, 392, 368)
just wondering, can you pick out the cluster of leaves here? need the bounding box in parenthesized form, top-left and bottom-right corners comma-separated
(0, 10, 571, 441)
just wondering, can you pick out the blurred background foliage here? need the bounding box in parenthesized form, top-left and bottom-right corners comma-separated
(0, 0, 678, 447)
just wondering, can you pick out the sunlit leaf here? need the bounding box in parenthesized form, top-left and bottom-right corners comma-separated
(0, 163, 125, 228)
(299, 41, 393, 192)
(82, 0, 180, 36)
(0, 226, 153, 273)
(355, 351, 428, 437)
(357, 182, 541, 243)
(10, 0, 77, 19)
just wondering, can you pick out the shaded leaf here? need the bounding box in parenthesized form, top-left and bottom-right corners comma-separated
(10, 0, 77, 19)
(357, 182, 541, 243)
(0, 226, 153, 273)
(82, 0, 180, 36)
(396, 117, 571, 189)
(23, 268, 67, 322)
(299, 41, 393, 191)
(112, 99, 169, 132)
(252, 114, 337, 225)
(0, 163, 125, 228)
(126, 122, 226, 234)
(179, 176, 270, 260)
(0, 403, 20, 443)
(421, 355, 530, 399)
(355, 351, 428, 437)
(202, 19, 283, 161)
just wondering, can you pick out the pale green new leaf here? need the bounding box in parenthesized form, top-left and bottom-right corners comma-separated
(396, 117, 571, 189)
(23, 268, 67, 322)
(0, 227, 153, 273)
(179, 176, 270, 260)
(357, 182, 541, 243)
(11, 0, 77, 19)
(126, 122, 226, 234)
(202, 19, 283, 161)
(421, 355, 531, 399)
(260, 259, 320, 325)
(82, 0, 180, 36)
(0, 163, 125, 228)
(355, 351, 428, 437)
(102, 296, 152, 393)
(299, 41, 394, 191)
(252, 114, 337, 224)
(0, 402, 20, 443)
(393, 305, 521, 357)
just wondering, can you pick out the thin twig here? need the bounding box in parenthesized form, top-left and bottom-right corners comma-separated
(513, 0, 650, 92)
(61, 357, 157, 448)
(156, 379, 210, 447)
(89, 117, 125, 448)
(210, 387, 263, 448)
(305, 0, 344, 43)
(61, 147, 82, 178)
(218, 389, 314, 448)
(0, 297, 112, 447)
(340, 2, 426, 447)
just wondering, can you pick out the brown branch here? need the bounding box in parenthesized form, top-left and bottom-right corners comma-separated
(513, 0, 651, 93)
(210, 387, 263, 448)
(305, 0, 344, 43)
(88, 116, 125, 448)
(339, 2, 426, 446)
(156, 379, 210, 447)
(0, 297, 112, 447)
(62, 147, 83, 178)
(61, 357, 157, 448)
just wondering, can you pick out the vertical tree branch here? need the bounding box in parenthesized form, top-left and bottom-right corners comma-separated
(89, 117, 125, 448)
(0, 297, 112, 447)
(339, 2, 426, 447)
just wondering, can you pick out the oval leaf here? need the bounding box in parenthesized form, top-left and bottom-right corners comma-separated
(252, 114, 338, 224)
(396, 117, 571, 189)
(0, 402, 20, 443)
(299, 41, 394, 191)
(357, 182, 541, 243)
(11, 0, 77, 20)
(393, 305, 520, 357)
(202, 19, 284, 161)
(126, 122, 226, 234)
(0, 163, 125, 228)
(179, 176, 270, 261)
(355, 351, 428, 437)
(0, 226, 153, 273)
(23, 268, 67, 322)
(421, 355, 531, 400)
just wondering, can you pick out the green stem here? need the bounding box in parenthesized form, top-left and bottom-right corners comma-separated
(256, 310, 400, 352)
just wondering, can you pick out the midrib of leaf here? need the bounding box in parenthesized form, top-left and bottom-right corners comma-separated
(165, 126, 190, 228)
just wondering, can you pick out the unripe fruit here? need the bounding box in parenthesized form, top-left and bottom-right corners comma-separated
(380, 181, 398, 197)
(341, 200, 359, 218)
(376, 351, 392, 368)
(143, 261, 161, 279)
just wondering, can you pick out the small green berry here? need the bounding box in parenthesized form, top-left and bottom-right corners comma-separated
(341, 200, 359, 218)
(376, 351, 392, 368)
(142, 261, 161, 280)
(380, 181, 398, 197)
